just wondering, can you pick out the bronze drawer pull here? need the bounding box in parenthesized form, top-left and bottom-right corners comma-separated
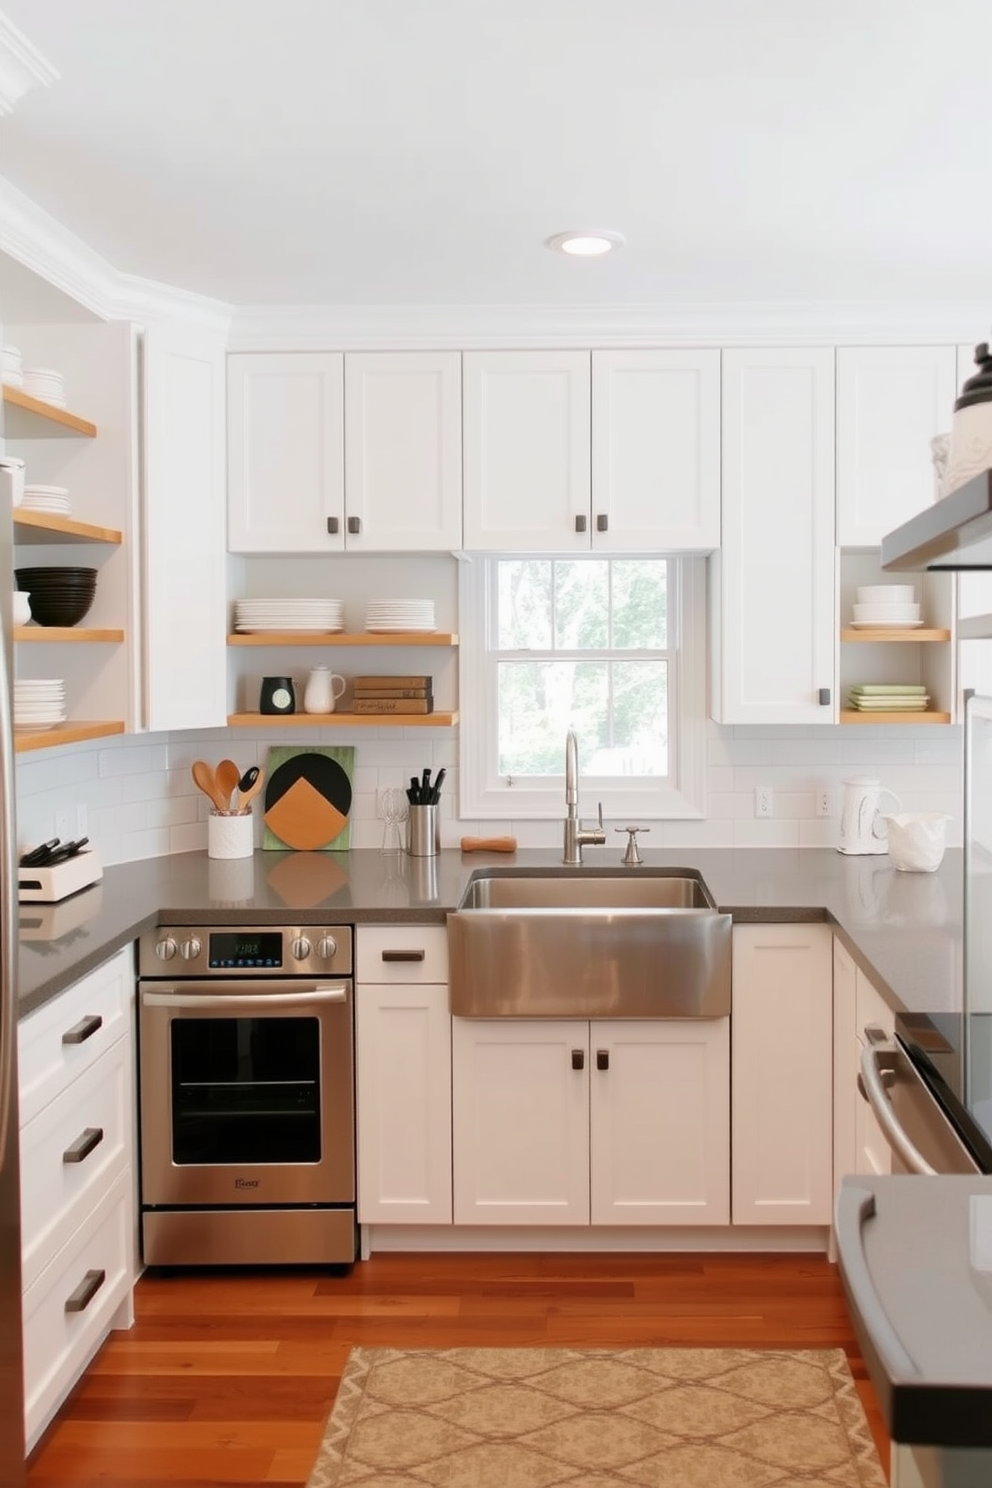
(62, 1014, 103, 1046)
(596, 1049, 610, 1071)
(381, 949, 426, 962)
(64, 1268, 105, 1314)
(571, 1049, 585, 1071)
(62, 1126, 104, 1165)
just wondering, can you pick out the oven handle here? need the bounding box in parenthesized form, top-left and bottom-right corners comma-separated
(140, 984, 349, 1010)
(859, 1036, 937, 1176)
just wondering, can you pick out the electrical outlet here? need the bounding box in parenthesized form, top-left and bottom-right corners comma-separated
(754, 786, 774, 819)
(816, 788, 831, 819)
(54, 809, 71, 841)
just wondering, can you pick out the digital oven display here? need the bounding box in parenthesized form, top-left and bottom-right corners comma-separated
(208, 931, 283, 969)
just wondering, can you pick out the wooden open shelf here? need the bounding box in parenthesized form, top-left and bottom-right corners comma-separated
(14, 510, 122, 545)
(14, 720, 124, 754)
(227, 711, 459, 729)
(840, 709, 952, 726)
(839, 627, 951, 643)
(227, 631, 458, 647)
(14, 626, 124, 643)
(3, 385, 97, 438)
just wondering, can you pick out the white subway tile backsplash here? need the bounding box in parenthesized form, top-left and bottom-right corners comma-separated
(14, 715, 965, 867)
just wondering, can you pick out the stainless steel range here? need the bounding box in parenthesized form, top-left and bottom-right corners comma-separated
(137, 924, 356, 1267)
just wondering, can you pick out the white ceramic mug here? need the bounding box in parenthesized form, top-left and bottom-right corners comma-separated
(303, 667, 347, 714)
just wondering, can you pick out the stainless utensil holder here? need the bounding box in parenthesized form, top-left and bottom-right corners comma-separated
(407, 803, 439, 857)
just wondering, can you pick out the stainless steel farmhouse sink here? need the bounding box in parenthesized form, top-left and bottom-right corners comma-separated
(447, 868, 732, 1019)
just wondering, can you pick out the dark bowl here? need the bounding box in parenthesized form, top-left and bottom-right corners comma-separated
(26, 591, 96, 627)
(16, 566, 97, 584)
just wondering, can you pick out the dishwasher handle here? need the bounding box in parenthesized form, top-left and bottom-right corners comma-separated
(859, 1036, 937, 1176)
(835, 1183, 920, 1383)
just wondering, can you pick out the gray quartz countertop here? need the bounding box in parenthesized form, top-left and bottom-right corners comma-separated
(16, 844, 963, 1022)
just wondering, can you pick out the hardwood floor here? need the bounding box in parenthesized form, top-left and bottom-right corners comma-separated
(26, 1251, 889, 1487)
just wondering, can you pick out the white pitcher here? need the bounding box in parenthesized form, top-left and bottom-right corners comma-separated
(838, 777, 903, 856)
(303, 666, 346, 714)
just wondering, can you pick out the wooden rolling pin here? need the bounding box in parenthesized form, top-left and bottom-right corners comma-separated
(460, 835, 517, 853)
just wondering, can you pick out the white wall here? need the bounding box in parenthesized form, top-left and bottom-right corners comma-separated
(14, 719, 962, 866)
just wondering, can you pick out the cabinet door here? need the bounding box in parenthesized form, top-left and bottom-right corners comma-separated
(143, 322, 227, 729)
(832, 937, 859, 1197)
(227, 352, 344, 552)
(589, 1019, 729, 1225)
(356, 982, 452, 1224)
(345, 352, 462, 551)
(713, 348, 836, 724)
(732, 924, 834, 1224)
(836, 346, 958, 546)
(452, 1018, 589, 1224)
(462, 351, 591, 551)
(591, 349, 720, 551)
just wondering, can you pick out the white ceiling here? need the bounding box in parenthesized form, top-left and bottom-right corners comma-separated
(1, 0, 992, 311)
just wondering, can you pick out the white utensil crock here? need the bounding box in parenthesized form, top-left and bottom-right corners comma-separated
(208, 810, 254, 860)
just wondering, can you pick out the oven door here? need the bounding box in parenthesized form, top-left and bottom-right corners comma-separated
(139, 979, 354, 1207)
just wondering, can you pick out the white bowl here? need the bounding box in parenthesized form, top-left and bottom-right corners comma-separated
(851, 602, 921, 623)
(882, 813, 951, 872)
(12, 592, 30, 625)
(856, 585, 915, 604)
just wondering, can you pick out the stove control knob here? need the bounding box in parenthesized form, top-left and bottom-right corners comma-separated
(315, 935, 338, 961)
(180, 936, 202, 961)
(155, 935, 178, 961)
(291, 935, 312, 962)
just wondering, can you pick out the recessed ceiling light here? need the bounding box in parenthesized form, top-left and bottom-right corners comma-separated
(545, 230, 626, 258)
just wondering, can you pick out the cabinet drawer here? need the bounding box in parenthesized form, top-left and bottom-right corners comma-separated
(20, 1038, 132, 1291)
(357, 925, 448, 983)
(19, 948, 132, 1126)
(23, 1165, 133, 1451)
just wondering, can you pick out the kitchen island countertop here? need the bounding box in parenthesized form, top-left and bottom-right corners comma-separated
(16, 844, 961, 1021)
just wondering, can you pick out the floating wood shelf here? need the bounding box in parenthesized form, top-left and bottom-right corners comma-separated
(14, 626, 124, 643)
(227, 711, 459, 729)
(840, 709, 952, 726)
(3, 385, 98, 438)
(14, 720, 125, 754)
(839, 627, 951, 643)
(14, 510, 122, 545)
(227, 631, 458, 647)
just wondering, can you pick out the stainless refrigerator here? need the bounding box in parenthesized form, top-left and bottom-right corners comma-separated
(0, 467, 26, 1483)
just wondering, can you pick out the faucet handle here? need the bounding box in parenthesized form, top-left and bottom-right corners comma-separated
(616, 825, 649, 866)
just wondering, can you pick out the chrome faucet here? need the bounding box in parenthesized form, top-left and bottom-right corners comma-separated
(563, 726, 605, 865)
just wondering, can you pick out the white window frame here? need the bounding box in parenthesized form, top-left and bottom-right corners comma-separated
(458, 553, 707, 821)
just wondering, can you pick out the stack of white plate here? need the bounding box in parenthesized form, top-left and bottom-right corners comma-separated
(22, 368, 66, 408)
(2, 346, 22, 386)
(14, 678, 66, 731)
(234, 598, 344, 633)
(366, 599, 436, 633)
(22, 484, 71, 515)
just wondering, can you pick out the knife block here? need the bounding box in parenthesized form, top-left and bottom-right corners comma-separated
(18, 848, 103, 903)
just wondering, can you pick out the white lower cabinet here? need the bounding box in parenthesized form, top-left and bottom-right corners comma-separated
(451, 1018, 730, 1226)
(17, 947, 136, 1451)
(356, 926, 452, 1224)
(732, 924, 834, 1225)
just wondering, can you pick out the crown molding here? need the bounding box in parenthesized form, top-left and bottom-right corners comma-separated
(0, 12, 58, 117)
(228, 299, 992, 351)
(0, 174, 233, 330)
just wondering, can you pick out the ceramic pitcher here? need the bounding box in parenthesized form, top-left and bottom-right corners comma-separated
(303, 666, 346, 714)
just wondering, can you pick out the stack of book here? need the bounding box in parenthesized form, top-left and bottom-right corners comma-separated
(847, 684, 930, 713)
(351, 674, 434, 715)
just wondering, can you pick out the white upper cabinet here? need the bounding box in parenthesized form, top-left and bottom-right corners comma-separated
(711, 347, 836, 724)
(836, 346, 958, 547)
(228, 352, 344, 552)
(344, 352, 462, 551)
(591, 349, 720, 552)
(462, 348, 719, 552)
(462, 350, 591, 551)
(143, 323, 227, 730)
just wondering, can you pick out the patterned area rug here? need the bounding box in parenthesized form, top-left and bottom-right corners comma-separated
(305, 1346, 886, 1487)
